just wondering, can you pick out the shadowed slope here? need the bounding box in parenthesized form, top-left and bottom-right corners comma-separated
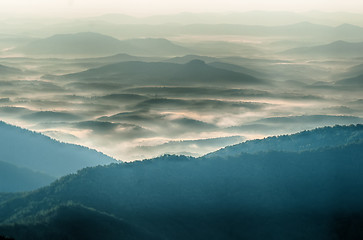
(0, 125, 362, 239)
(0, 121, 115, 178)
(56, 60, 266, 86)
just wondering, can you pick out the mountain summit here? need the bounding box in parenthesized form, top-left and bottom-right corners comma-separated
(16, 32, 190, 57)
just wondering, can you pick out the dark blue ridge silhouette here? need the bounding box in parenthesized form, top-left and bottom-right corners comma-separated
(0, 125, 362, 239)
(206, 124, 363, 158)
(0, 121, 115, 179)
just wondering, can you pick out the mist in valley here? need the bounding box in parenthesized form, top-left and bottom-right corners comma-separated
(1, 1, 363, 239)
(0, 11, 362, 160)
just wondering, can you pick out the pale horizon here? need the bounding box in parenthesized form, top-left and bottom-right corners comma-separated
(1, 0, 363, 18)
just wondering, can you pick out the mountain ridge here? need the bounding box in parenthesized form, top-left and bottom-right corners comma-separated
(208, 124, 363, 158)
(0, 121, 116, 179)
(51, 60, 266, 86)
(0, 161, 55, 192)
(281, 40, 363, 58)
(0, 125, 362, 239)
(16, 32, 190, 57)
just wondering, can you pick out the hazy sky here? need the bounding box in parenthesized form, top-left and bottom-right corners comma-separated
(1, 0, 363, 17)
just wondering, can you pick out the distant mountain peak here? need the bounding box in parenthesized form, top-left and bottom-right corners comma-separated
(330, 40, 349, 45)
(281, 40, 363, 57)
(48, 31, 119, 40)
(16, 33, 189, 57)
(289, 21, 330, 29)
(292, 21, 316, 27)
(185, 59, 206, 66)
(336, 23, 361, 29)
(0, 121, 116, 179)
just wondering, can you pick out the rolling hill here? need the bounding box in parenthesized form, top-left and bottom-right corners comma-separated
(120, 38, 189, 56)
(0, 125, 362, 239)
(165, 54, 219, 64)
(336, 74, 363, 87)
(0, 161, 55, 192)
(17, 32, 122, 57)
(347, 63, 363, 76)
(0, 121, 115, 179)
(207, 124, 363, 158)
(0, 204, 157, 240)
(16, 32, 190, 57)
(75, 53, 162, 64)
(208, 61, 267, 78)
(336, 63, 363, 79)
(54, 60, 266, 86)
(0, 64, 23, 76)
(281, 40, 363, 58)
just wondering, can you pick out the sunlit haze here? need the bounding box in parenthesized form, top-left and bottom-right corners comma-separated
(0, 0, 362, 161)
(1, 0, 363, 17)
(0, 0, 363, 237)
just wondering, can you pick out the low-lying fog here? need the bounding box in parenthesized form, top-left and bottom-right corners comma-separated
(0, 12, 362, 160)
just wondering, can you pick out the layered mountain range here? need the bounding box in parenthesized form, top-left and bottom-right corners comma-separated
(0, 124, 362, 239)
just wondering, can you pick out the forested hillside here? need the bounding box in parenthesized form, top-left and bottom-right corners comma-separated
(0, 121, 115, 190)
(0, 125, 362, 239)
(207, 124, 363, 158)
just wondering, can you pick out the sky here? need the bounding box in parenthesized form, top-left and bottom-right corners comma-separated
(0, 0, 363, 17)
